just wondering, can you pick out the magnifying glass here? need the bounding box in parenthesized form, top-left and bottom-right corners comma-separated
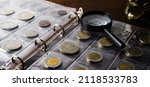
(81, 11, 125, 48)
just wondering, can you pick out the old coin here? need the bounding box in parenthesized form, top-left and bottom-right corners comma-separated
(118, 62, 135, 70)
(0, 8, 15, 15)
(24, 30, 39, 38)
(45, 57, 62, 69)
(72, 66, 87, 70)
(17, 11, 34, 21)
(139, 35, 150, 45)
(39, 20, 51, 28)
(0, 21, 18, 30)
(3, 39, 22, 51)
(125, 46, 144, 58)
(87, 51, 103, 63)
(60, 42, 80, 54)
(57, 10, 67, 16)
(98, 37, 113, 48)
(76, 31, 91, 40)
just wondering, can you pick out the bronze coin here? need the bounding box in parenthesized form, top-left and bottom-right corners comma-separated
(86, 51, 103, 63)
(57, 10, 67, 16)
(39, 20, 51, 28)
(118, 62, 135, 70)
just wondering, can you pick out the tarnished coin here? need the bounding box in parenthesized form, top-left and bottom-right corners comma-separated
(139, 35, 150, 45)
(39, 20, 51, 28)
(60, 42, 80, 54)
(72, 66, 87, 70)
(86, 51, 103, 63)
(0, 8, 15, 15)
(125, 46, 144, 58)
(118, 62, 135, 70)
(57, 10, 67, 16)
(76, 31, 91, 40)
(0, 21, 18, 30)
(24, 30, 39, 38)
(3, 39, 22, 51)
(98, 37, 113, 48)
(17, 11, 34, 21)
(44, 57, 62, 69)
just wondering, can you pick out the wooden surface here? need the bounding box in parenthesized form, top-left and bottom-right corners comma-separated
(47, 0, 150, 29)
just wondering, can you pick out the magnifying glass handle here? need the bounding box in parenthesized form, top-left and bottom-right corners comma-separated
(104, 29, 125, 49)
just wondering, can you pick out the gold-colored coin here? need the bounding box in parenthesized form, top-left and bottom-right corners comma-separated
(98, 37, 113, 48)
(60, 42, 80, 54)
(87, 51, 103, 63)
(76, 31, 91, 40)
(45, 57, 62, 68)
(118, 62, 135, 70)
(72, 66, 87, 70)
(125, 46, 144, 58)
(139, 35, 150, 45)
(3, 39, 22, 51)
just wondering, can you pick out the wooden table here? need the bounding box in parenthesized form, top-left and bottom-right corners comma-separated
(48, 0, 150, 29)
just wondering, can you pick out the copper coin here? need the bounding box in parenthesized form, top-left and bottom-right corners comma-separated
(39, 20, 51, 28)
(57, 10, 67, 16)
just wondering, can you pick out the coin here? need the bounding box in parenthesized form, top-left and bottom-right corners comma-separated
(139, 35, 150, 45)
(118, 62, 135, 70)
(39, 20, 51, 28)
(60, 42, 80, 54)
(76, 31, 91, 40)
(3, 39, 22, 51)
(125, 46, 144, 58)
(98, 37, 113, 48)
(45, 57, 62, 69)
(0, 8, 15, 15)
(86, 51, 103, 63)
(57, 10, 67, 16)
(24, 30, 39, 38)
(72, 66, 87, 70)
(0, 21, 18, 30)
(17, 11, 34, 21)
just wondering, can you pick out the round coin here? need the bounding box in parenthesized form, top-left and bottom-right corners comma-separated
(98, 37, 113, 48)
(0, 21, 18, 30)
(118, 62, 135, 70)
(76, 31, 91, 40)
(3, 39, 22, 51)
(0, 8, 15, 15)
(60, 42, 80, 54)
(17, 11, 34, 21)
(86, 51, 103, 63)
(72, 66, 87, 70)
(45, 57, 62, 69)
(24, 30, 39, 38)
(139, 35, 150, 45)
(125, 46, 144, 58)
(57, 10, 67, 16)
(39, 20, 51, 28)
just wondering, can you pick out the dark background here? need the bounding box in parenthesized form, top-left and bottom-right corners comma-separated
(47, 0, 150, 29)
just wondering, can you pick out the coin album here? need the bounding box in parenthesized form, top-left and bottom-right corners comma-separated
(0, 0, 149, 70)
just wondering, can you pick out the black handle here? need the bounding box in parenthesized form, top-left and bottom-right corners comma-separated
(104, 29, 125, 48)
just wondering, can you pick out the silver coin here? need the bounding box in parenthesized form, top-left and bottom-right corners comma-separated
(0, 21, 18, 30)
(24, 30, 39, 38)
(17, 11, 34, 21)
(60, 42, 80, 54)
(0, 8, 15, 15)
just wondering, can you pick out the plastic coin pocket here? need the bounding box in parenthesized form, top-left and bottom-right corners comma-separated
(27, 51, 74, 70)
(64, 25, 100, 47)
(77, 47, 116, 70)
(0, 51, 11, 66)
(0, 35, 30, 54)
(111, 21, 133, 43)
